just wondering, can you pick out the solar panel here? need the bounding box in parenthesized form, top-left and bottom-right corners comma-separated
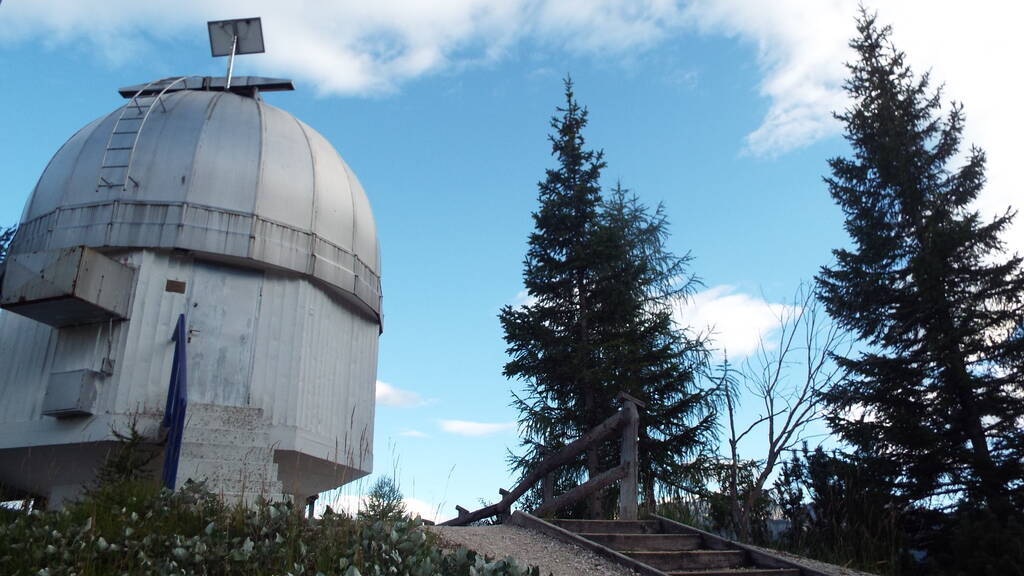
(207, 18, 264, 57)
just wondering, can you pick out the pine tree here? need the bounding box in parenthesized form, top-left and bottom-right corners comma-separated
(817, 10, 1024, 516)
(500, 77, 608, 517)
(500, 80, 716, 517)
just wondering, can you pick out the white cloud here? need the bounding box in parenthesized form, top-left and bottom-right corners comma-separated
(674, 285, 798, 359)
(439, 419, 515, 437)
(376, 381, 427, 407)
(682, 0, 853, 156)
(682, 0, 1024, 250)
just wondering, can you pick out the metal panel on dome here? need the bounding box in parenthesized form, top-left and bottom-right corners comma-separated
(26, 117, 104, 222)
(257, 105, 314, 231)
(345, 164, 378, 276)
(61, 113, 119, 207)
(128, 91, 209, 203)
(304, 126, 355, 250)
(189, 93, 262, 213)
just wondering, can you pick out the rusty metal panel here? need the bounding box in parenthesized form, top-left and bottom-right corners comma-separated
(1, 247, 134, 327)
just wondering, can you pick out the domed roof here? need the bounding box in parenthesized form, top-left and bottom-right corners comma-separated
(14, 78, 381, 321)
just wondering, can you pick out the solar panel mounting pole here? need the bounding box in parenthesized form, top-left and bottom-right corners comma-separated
(226, 33, 238, 89)
(207, 18, 265, 91)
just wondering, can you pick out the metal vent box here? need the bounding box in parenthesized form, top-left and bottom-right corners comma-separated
(42, 370, 100, 418)
(1, 246, 133, 327)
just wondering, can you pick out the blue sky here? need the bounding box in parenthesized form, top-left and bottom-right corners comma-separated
(1, 1, 1020, 520)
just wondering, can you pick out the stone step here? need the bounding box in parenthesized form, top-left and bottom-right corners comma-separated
(663, 565, 798, 569)
(582, 533, 702, 551)
(183, 404, 265, 431)
(626, 550, 747, 572)
(179, 442, 273, 463)
(181, 426, 266, 446)
(552, 519, 660, 534)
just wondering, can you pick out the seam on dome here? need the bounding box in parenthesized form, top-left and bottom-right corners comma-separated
(292, 115, 318, 240)
(184, 91, 223, 206)
(253, 98, 266, 215)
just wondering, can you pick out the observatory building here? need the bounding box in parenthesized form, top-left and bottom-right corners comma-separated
(0, 75, 382, 506)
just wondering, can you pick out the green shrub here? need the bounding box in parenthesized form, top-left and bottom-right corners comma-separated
(0, 480, 540, 576)
(358, 476, 406, 524)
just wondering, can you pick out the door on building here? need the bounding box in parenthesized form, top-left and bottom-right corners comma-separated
(186, 261, 262, 407)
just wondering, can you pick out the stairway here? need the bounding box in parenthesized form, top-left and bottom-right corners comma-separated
(510, 514, 816, 576)
(175, 403, 290, 506)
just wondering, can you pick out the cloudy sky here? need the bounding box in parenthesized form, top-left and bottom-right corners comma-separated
(1, 1, 1020, 520)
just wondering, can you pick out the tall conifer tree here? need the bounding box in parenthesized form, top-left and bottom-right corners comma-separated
(501, 80, 716, 516)
(501, 78, 608, 516)
(817, 11, 1024, 515)
(595, 185, 717, 507)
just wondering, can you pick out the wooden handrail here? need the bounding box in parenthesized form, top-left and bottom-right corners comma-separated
(533, 462, 628, 517)
(441, 393, 643, 525)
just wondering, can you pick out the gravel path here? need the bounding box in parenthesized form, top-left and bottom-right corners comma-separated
(429, 525, 638, 576)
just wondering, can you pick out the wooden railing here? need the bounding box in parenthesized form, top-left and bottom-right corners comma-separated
(441, 392, 645, 526)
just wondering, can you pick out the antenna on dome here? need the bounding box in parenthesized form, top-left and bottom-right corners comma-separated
(207, 17, 265, 90)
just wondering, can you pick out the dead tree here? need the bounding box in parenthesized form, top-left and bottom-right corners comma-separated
(723, 285, 849, 541)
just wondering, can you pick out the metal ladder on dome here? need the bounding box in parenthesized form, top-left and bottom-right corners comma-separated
(96, 75, 200, 192)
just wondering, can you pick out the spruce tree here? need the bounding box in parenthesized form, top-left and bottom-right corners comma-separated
(501, 80, 716, 517)
(817, 10, 1024, 516)
(500, 77, 608, 517)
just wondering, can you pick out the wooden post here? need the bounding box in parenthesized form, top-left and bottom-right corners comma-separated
(542, 472, 554, 504)
(497, 489, 511, 523)
(616, 392, 645, 520)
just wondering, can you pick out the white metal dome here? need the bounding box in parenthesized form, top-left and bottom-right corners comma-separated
(14, 78, 381, 320)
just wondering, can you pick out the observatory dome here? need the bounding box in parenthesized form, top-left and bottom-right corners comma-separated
(15, 81, 381, 319)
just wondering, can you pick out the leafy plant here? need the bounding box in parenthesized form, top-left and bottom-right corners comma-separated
(0, 480, 543, 575)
